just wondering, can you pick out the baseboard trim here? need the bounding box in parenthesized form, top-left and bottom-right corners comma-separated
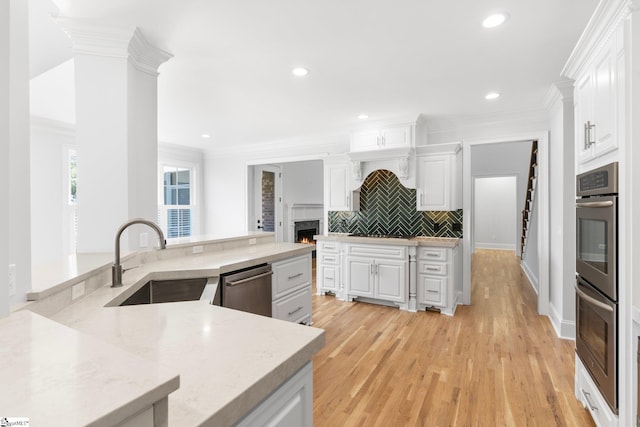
(520, 261, 539, 295)
(549, 302, 576, 340)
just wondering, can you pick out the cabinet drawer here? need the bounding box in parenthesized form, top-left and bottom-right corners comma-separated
(320, 253, 339, 264)
(418, 261, 448, 276)
(273, 287, 312, 324)
(318, 241, 339, 254)
(418, 275, 446, 307)
(417, 247, 447, 262)
(346, 244, 407, 260)
(319, 265, 338, 292)
(273, 255, 311, 299)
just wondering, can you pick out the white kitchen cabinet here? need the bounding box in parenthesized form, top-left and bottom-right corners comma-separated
(345, 243, 408, 308)
(272, 253, 312, 325)
(416, 143, 462, 211)
(574, 23, 624, 167)
(325, 162, 360, 211)
(316, 241, 341, 297)
(234, 362, 313, 427)
(574, 355, 617, 427)
(416, 245, 460, 315)
(350, 123, 413, 152)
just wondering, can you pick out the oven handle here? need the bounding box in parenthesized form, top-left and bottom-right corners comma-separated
(574, 283, 614, 312)
(575, 201, 614, 208)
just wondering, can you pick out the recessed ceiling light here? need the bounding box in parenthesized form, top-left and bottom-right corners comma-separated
(201, 133, 211, 138)
(485, 92, 500, 100)
(291, 67, 309, 77)
(358, 114, 369, 120)
(482, 13, 508, 28)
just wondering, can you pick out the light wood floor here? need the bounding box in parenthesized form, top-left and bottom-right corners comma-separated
(311, 249, 595, 427)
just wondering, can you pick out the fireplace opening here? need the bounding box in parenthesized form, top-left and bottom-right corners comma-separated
(294, 220, 319, 245)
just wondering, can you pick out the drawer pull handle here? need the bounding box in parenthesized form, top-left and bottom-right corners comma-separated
(426, 267, 440, 271)
(325, 257, 335, 262)
(581, 389, 598, 412)
(288, 306, 304, 316)
(288, 272, 304, 280)
(324, 277, 334, 281)
(427, 290, 439, 293)
(426, 253, 440, 257)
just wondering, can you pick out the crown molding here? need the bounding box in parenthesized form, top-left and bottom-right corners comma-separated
(55, 17, 173, 75)
(543, 79, 575, 111)
(561, 0, 631, 79)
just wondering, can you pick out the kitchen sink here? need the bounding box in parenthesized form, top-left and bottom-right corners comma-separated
(119, 278, 212, 306)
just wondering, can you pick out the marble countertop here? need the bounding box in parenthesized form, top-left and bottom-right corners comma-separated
(10, 236, 324, 426)
(315, 233, 460, 248)
(51, 300, 324, 426)
(0, 310, 180, 426)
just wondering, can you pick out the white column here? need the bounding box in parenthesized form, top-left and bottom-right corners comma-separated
(57, 19, 172, 253)
(1, 0, 31, 315)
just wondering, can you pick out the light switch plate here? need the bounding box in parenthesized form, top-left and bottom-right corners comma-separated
(249, 238, 257, 245)
(192, 245, 203, 254)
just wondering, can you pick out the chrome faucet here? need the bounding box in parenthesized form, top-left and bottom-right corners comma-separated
(112, 218, 166, 287)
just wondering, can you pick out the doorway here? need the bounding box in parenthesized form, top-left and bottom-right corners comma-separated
(251, 164, 282, 240)
(473, 176, 517, 251)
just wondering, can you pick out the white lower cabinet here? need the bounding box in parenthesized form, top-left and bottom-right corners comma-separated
(575, 355, 617, 427)
(234, 362, 313, 427)
(272, 253, 312, 325)
(316, 241, 341, 297)
(345, 244, 408, 309)
(416, 245, 461, 316)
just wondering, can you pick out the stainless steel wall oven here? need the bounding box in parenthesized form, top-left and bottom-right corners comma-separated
(575, 162, 618, 413)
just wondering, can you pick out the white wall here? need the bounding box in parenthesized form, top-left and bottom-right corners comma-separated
(546, 82, 576, 338)
(282, 160, 324, 242)
(1, 1, 10, 316)
(474, 176, 517, 250)
(30, 118, 75, 268)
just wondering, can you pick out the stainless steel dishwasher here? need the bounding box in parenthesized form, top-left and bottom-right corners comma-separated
(219, 264, 272, 317)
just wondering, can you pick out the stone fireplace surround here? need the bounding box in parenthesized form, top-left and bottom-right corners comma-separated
(288, 204, 323, 243)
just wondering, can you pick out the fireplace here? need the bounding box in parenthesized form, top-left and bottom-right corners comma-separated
(294, 220, 320, 245)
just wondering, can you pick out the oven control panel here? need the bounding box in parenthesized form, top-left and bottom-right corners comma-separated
(577, 162, 618, 197)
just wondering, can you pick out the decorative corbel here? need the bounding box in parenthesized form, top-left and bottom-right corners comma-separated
(398, 157, 409, 180)
(352, 161, 362, 181)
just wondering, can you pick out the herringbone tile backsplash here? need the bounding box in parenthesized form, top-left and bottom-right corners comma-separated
(328, 169, 463, 238)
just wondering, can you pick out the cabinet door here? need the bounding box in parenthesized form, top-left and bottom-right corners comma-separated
(575, 72, 593, 165)
(351, 129, 381, 152)
(417, 275, 447, 307)
(380, 125, 411, 149)
(375, 260, 406, 303)
(417, 155, 450, 211)
(326, 164, 350, 210)
(346, 257, 374, 297)
(592, 43, 616, 157)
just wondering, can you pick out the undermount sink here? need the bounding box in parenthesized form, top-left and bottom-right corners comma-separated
(119, 278, 213, 306)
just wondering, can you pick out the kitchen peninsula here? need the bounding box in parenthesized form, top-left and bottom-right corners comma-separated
(3, 233, 324, 426)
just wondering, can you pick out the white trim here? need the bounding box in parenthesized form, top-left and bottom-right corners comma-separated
(520, 260, 539, 295)
(549, 301, 576, 340)
(463, 131, 550, 317)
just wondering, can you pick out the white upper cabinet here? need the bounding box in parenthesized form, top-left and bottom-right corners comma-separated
(574, 24, 624, 167)
(325, 162, 360, 211)
(416, 143, 462, 211)
(350, 123, 413, 152)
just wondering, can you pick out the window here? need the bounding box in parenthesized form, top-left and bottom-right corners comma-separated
(160, 166, 194, 238)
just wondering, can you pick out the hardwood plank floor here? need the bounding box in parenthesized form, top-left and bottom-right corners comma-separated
(311, 249, 594, 426)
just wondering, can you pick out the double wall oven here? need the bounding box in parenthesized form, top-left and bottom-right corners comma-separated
(575, 162, 618, 414)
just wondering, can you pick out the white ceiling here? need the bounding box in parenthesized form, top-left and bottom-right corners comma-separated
(29, 0, 599, 150)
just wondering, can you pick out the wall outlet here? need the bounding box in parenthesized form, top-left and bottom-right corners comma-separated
(192, 245, 204, 254)
(8, 264, 16, 296)
(139, 232, 149, 248)
(249, 238, 257, 245)
(71, 282, 85, 300)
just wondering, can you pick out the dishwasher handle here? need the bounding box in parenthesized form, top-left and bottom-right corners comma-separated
(225, 270, 273, 286)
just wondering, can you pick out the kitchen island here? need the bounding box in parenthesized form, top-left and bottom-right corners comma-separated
(5, 233, 325, 426)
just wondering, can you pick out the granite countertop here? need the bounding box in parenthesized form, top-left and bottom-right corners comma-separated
(314, 233, 460, 248)
(0, 310, 180, 426)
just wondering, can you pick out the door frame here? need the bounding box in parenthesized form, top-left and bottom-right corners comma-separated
(249, 164, 283, 242)
(463, 131, 549, 316)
